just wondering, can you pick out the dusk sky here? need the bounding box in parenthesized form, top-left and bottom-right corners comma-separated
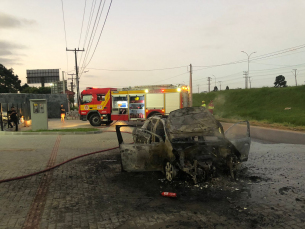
(1, 0, 305, 92)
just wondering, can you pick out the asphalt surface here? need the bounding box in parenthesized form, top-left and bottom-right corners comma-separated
(0, 120, 304, 228)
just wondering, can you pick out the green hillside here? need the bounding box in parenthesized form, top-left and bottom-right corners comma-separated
(193, 86, 305, 126)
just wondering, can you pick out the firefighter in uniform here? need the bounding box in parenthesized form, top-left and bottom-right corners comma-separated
(201, 101, 206, 108)
(208, 100, 214, 115)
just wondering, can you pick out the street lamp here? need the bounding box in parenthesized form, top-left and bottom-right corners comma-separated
(241, 51, 256, 89)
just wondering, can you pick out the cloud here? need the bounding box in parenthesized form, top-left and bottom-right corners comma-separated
(0, 40, 26, 50)
(0, 57, 22, 66)
(0, 40, 26, 65)
(0, 12, 36, 29)
(0, 50, 12, 56)
(0, 40, 26, 56)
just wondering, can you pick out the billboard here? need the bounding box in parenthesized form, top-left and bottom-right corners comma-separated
(26, 69, 60, 84)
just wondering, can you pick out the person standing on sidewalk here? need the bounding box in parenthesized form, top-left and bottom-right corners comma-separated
(60, 104, 66, 122)
(9, 107, 18, 131)
(7, 108, 13, 128)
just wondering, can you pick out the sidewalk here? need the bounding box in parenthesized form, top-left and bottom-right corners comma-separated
(21, 119, 94, 131)
(0, 119, 141, 136)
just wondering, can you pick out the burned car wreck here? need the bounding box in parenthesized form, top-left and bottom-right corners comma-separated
(116, 107, 251, 184)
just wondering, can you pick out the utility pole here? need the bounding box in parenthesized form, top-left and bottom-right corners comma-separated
(241, 51, 256, 89)
(218, 81, 222, 91)
(68, 73, 76, 93)
(62, 71, 65, 94)
(249, 77, 252, 89)
(292, 69, 298, 86)
(189, 64, 193, 107)
(207, 77, 211, 92)
(66, 48, 85, 107)
(243, 71, 248, 89)
(197, 84, 199, 94)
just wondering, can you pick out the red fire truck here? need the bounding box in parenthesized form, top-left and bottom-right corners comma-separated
(79, 84, 189, 126)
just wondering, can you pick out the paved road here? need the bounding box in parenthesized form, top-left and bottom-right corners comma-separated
(0, 130, 304, 229)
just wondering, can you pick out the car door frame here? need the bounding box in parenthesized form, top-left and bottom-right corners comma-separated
(224, 121, 251, 162)
(116, 125, 166, 171)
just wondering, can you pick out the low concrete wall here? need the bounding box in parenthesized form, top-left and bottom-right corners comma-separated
(222, 123, 305, 145)
(0, 93, 68, 119)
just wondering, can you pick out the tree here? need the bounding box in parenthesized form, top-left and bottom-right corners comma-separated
(213, 86, 218, 91)
(20, 83, 29, 91)
(226, 86, 229, 90)
(38, 87, 51, 94)
(274, 75, 287, 87)
(0, 64, 21, 93)
(20, 86, 51, 94)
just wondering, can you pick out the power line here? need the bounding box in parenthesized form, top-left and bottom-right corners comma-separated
(82, 43, 305, 82)
(193, 71, 242, 82)
(78, 0, 97, 69)
(81, 0, 113, 75)
(80, 0, 106, 73)
(251, 49, 305, 62)
(60, 0, 69, 72)
(251, 62, 293, 67)
(86, 66, 187, 72)
(80, 0, 106, 76)
(251, 62, 305, 71)
(192, 44, 305, 70)
(198, 70, 304, 88)
(78, 0, 88, 49)
(60, 0, 68, 48)
(251, 68, 305, 77)
(153, 72, 188, 84)
(193, 63, 305, 85)
(251, 44, 305, 61)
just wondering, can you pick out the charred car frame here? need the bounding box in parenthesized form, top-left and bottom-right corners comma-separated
(116, 107, 251, 184)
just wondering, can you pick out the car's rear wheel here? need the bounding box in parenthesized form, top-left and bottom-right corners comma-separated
(89, 114, 102, 126)
(164, 161, 176, 181)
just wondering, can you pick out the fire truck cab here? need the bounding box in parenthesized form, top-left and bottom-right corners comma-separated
(79, 85, 189, 126)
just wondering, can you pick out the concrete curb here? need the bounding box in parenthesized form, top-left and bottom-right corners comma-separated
(0, 130, 104, 135)
(222, 123, 305, 145)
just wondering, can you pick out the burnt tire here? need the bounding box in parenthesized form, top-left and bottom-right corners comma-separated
(89, 114, 102, 126)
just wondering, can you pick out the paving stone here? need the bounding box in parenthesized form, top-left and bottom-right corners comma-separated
(1, 134, 305, 228)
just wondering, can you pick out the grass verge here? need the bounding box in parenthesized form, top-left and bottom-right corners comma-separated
(194, 85, 305, 131)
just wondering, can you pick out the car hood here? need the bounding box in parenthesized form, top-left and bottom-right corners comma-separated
(165, 107, 224, 141)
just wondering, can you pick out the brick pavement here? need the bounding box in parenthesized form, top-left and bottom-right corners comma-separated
(0, 132, 304, 228)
